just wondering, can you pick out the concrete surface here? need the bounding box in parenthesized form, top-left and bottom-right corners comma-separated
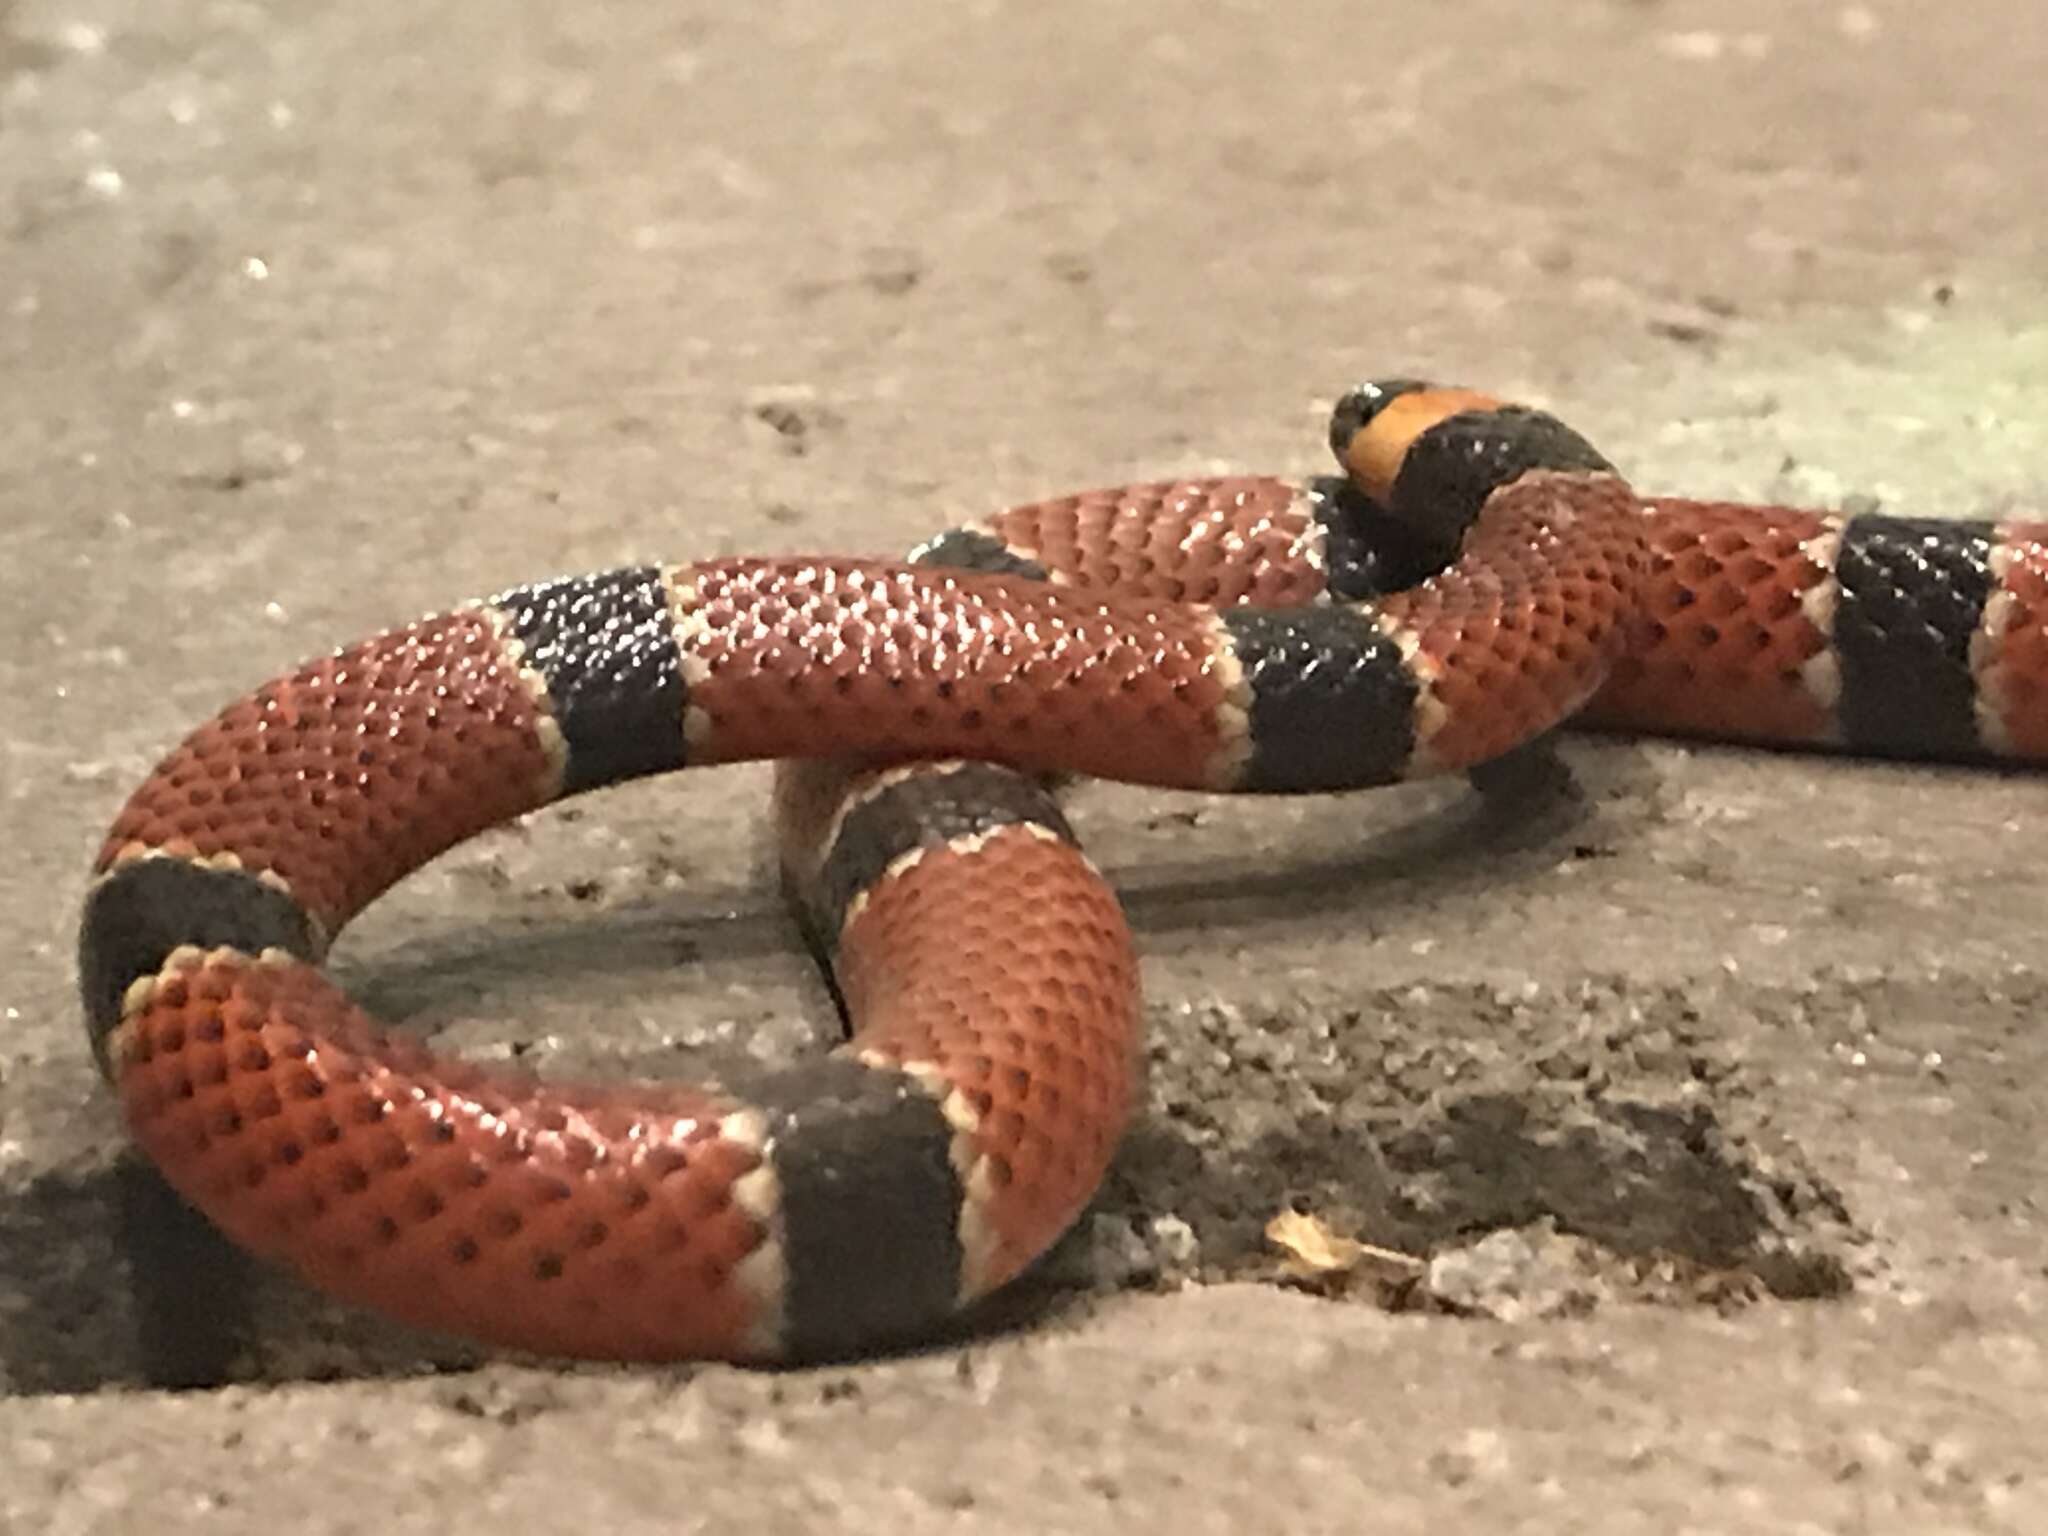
(3, 0, 2046, 1530)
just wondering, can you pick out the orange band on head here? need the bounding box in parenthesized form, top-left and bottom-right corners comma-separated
(1337, 387, 1501, 505)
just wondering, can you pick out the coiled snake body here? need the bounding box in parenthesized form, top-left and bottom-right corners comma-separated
(78, 381, 2048, 1362)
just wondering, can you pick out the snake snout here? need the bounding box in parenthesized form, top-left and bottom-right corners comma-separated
(1327, 378, 1429, 466)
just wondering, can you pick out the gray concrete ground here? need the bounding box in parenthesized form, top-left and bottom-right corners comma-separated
(3, 0, 2046, 1530)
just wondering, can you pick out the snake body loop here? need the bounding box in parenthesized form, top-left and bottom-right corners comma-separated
(78, 382, 2046, 1362)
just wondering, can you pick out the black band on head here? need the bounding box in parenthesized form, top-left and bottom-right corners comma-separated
(1310, 477, 1461, 601)
(1385, 406, 1613, 551)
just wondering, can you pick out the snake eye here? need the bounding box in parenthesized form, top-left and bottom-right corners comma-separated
(1327, 378, 1430, 464)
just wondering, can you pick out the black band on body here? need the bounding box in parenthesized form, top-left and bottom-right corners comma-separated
(912, 528, 1051, 582)
(491, 566, 689, 795)
(1832, 515, 1996, 758)
(1223, 607, 1420, 790)
(118, 1156, 256, 1390)
(743, 1058, 965, 1360)
(1387, 407, 1613, 556)
(79, 858, 321, 1077)
(805, 764, 1075, 950)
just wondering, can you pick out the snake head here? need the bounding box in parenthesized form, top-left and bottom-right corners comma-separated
(1328, 378, 1613, 551)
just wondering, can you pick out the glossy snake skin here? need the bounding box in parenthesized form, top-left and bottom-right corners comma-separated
(79, 381, 2046, 1364)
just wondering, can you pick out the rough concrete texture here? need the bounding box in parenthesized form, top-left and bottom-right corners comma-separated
(3, 0, 2046, 1530)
